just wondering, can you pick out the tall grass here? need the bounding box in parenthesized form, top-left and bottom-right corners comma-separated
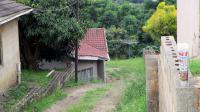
(106, 58, 146, 112)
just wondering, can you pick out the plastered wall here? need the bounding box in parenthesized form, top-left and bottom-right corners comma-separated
(0, 20, 20, 94)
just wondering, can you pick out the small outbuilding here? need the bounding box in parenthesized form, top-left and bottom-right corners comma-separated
(78, 28, 110, 82)
(0, 0, 32, 93)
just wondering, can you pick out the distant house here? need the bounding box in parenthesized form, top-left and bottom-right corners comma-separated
(0, 0, 32, 93)
(177, 0, 200, 57)
(78, 28, 110, 82)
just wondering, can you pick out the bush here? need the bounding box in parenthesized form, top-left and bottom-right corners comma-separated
(143, 2, 176, 43)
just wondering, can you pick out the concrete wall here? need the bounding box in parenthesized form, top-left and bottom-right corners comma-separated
(177, 0, 200, 57)
(39, 59, 70, 70)
(78, 60, 98, 81)
(0, 20, 20, 94)
(159, 36, 200, 112)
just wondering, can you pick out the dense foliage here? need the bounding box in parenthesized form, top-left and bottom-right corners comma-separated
(143, 2, 177, 43)
(164, 0, 176, 4)
(17, 0, 86, 69)
(17, 0, 177, 68)
(81, 0, 155, 58)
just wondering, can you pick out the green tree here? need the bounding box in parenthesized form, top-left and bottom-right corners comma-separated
(120, 15, 138, 35)
(106, 26, 131, 58)
(164, 0, 176, 4)
(143, 2, 176, 43)
(99, 10, 118, 28)
(18, 0, 86, 69)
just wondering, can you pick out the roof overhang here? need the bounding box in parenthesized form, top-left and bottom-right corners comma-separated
(0, 9, 33, 25)
(78, 56, 108, 61)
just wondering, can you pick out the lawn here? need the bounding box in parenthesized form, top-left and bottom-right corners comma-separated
(106, 58, 146, 112)
(190, 59, 200, 76)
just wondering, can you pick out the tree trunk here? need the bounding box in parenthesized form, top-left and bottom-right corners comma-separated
(19, 23, 39, 70)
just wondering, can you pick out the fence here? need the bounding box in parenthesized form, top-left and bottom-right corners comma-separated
(10, 63, 75, 112)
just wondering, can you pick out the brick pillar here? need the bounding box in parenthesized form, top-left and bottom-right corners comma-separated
(145, 54, 159, 112)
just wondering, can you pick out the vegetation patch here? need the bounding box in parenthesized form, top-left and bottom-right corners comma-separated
(65, 85, 111, 112)
(2, 70, 67, 111)
(3, 70, 49, 111)
(23, 89, 66, 112)
(190, 59, 200, 76)
(106, 58, 146, 112)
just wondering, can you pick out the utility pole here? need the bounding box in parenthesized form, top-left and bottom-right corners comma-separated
(75, 0, 80, 83)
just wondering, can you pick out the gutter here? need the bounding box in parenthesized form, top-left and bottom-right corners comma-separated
(0, 9, 33, 26)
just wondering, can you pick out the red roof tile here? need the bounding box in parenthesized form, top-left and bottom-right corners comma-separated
(79, 28, 109, 60)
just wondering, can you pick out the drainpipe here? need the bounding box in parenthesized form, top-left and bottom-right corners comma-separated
(16, 62, 21, 84)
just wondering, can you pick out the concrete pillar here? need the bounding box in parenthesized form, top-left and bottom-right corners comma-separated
(97, 60, 106, 82)
(145, 54, 159, 112)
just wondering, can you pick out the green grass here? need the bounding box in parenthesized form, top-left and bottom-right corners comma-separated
(65, 78, 103, 88)
(106, 58, 146, 112)
(3, 70, 66, 112)
(65, 85, 111, 112)
(190, 59, 200, 76)
(23, 89, 66, 112)
(3, 70, 50, 111)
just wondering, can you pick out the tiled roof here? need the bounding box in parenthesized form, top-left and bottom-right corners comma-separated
(79, 28, 110, 60)
(0, 0, 32, 25)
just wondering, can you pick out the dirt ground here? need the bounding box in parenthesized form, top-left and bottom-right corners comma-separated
(91, 81, 124, 112)
(44, 80, 124, 112)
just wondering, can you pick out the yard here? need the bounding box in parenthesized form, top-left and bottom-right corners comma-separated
(3, 58, 146, 112)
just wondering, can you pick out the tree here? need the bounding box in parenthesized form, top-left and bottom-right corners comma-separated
(106, 26, 131, 58)
(144, 0, 159, 9)
(164, 0, 176, 4)
(120, 15, 138, 35)
(18, 0, 86, 69)
(143, 2, 176, 43)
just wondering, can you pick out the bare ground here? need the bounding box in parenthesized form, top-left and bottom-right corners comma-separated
(44, 78, 123, 112)
(91, 81, 124, 112)
(44, 83, 105, 112)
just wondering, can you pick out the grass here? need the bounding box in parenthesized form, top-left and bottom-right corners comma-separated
(23, 89, 66, 112)
(4, 58, 146, 112)
(65, 78, 103, 88)
(106, 58, 146, 112)
(3, 70, 50, 111)
(190, 59, 200, 76)
(3, 70, 66, 112)
(65, 85, 111, 112)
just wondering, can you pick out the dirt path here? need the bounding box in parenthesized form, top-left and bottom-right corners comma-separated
(44, 83, 105, 112)
(91, 81, 124, 112)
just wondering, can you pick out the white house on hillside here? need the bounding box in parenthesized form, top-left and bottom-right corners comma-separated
(177, 0, 200, 57)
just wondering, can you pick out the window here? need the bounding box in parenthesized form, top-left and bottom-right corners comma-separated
(0, 35, 2, 65)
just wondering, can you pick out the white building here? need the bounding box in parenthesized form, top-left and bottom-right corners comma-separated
(0, 0, 32, 93)
(177, 0, 200, 57)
